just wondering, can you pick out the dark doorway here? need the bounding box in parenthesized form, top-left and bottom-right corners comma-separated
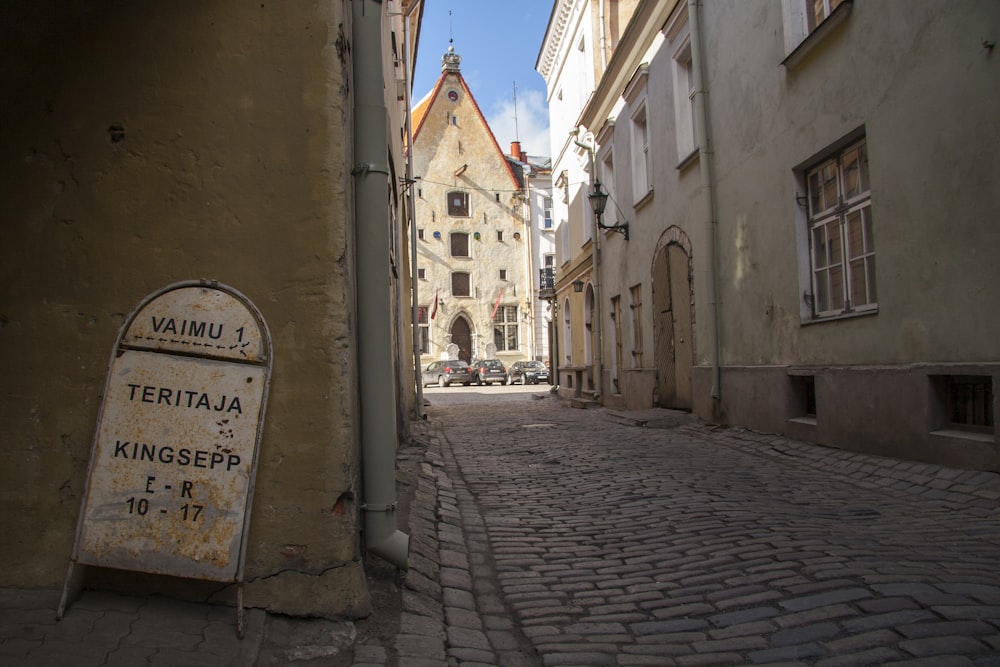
(450, 317, 472, 363)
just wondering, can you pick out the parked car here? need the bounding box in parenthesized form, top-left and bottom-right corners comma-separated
(507, 360, 550, 385)
(470, 359, 508, 386)
(421, 359, 473, 387)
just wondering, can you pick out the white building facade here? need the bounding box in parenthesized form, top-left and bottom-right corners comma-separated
(412, 47, 531, 370)
(542, 0, 1000, 471)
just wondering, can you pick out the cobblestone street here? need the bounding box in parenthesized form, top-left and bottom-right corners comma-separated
(404, 393, 1000, 666)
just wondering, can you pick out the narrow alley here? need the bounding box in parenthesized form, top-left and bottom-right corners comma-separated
(396, 393, 1000, 666)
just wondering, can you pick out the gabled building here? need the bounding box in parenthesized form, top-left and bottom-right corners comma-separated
(541, 0, 999, 471)
(411, 46, 531, 369)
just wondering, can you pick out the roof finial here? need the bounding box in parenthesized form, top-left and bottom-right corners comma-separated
(442, 11, 461, 73)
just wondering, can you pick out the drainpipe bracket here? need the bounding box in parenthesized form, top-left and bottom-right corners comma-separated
(352, 163, 390, 176)
(361, 502, 398, 513)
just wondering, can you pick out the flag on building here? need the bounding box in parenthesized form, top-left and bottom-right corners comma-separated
(490, 288, 504, 320)
(431, 288, 439, 320)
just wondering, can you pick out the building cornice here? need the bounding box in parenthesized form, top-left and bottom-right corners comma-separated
(579, 0, 680, 132)
(535, 0, 574, 81)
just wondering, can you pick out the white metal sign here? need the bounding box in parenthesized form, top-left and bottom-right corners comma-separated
(60, 281, 272, 634)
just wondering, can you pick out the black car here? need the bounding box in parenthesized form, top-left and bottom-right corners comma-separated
(421, 359, 473, 387)
(507, 360, 550, 385)
(470, 359, 508, 386)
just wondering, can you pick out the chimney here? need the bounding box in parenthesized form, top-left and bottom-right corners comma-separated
(510, 141, 521, 161)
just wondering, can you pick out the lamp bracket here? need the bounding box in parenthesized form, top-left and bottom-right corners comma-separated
(598, 221, 630, 240)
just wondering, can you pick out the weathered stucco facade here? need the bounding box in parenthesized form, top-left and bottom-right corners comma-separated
(1, 0, 419, 617)
(411, 48, 530, 369)
(543, 0, 999, 470)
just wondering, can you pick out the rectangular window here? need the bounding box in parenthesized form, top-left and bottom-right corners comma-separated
(675, 41, 696, 161)
(629, 284, 643, 368)
(808, 0, 844, 31)
(599, 150, 618, 228)
(666, 4, 697, 163)
(417, 306, 430, 354)
(540, 267, 555, 290)
(544, 253, 555, 268)
(631, 105, 651, 201)
(451, 272, 470, 297)
(947, 376, 994, 431)
(418, 228, 424, 240)
(805, 138, 876, 318)
(543, 197, 553, 229)
(417, 268, 425, 280)
(781, 0, 852, 68)
(497, 230, 503, 242)
(447, 191, 470, 217)
(450, 232, 469, 257)
(493, 305, 519, 352)
(499, 269, 507, 281)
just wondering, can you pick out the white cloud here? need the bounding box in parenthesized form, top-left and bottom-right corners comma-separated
(484, 88, 551, 161)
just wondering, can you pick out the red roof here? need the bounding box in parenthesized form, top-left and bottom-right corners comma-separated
(410, 71, 521, 190)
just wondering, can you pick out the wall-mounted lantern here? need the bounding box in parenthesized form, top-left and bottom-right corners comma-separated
(572, 279, 585, 293)
(589, 179, 629, 240)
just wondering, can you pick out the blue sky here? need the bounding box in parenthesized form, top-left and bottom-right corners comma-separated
(412, 0, 553, 159)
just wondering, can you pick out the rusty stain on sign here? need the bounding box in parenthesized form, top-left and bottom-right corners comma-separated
(59, 280, 272, 636)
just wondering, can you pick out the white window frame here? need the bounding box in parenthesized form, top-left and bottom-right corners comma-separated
(417, 306, 430, 354)
(623, 66, 651, 204)
(493, 305, 519, 352)
(598, 147, 618, 229)
(802, 137, 876, 320)
(666, 4, 696, 163)
(543, 197, 553, 229)
(630, 104, 651, 203)
(807, 0, 846, 32)
(781, 0, 853, 68)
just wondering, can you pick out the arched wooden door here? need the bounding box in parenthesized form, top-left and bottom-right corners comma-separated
(652, 243, 693, 409)
(450, 317, 472, 362)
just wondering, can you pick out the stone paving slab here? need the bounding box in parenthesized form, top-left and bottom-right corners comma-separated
(3, 399, 998, 666)
(417, 398, 1000, 666)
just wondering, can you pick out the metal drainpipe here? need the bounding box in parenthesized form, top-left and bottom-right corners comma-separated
(402, 0, 424, 418)
(522, 172, 535, 359)
(573, 134, 603, 400)
(352, 0, 409, 568)
(689, 0, 722, 400)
